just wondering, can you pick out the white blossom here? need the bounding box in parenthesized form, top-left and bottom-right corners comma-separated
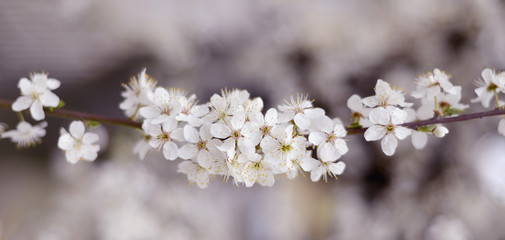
(238, 153, 275, 187)
(432, 125, 449, 138)
(139, 87, 182, 124)
(206, 91, 243, 124)
(244, 97, 263, 123)
(278, 93, 325, 130)
(178, 123, 224, 168)
(57, 121, 100, 164)
(471, 68, 505, 108)
(364, 107, 412, 156)
(412, 68, 457, 99)
(119, 68, 157, 119)
(362, 79, 413, 108)
(143, 118, 183, 160)
(308, 116, 348, 162)
(177, 160, 211, 189)
(261, 125, 308, 171)
(257, 108, 279, 137)
(300, 157, 345, 182)
(210, 109, 261, 154)
(175, 94, 209, 127)
(12, 73, 61, 121)
(347, 94, 371, 127)
(2, 121, 47, 148)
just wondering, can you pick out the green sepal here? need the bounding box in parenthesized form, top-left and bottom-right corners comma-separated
(48, 100, 66, 112)
(417, 125, 436, 132)
(444, 108, 465, 116)
(348, 122, 363, 129)
(85, 120, 101, 128)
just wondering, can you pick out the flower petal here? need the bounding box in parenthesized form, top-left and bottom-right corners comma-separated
(310, 165, 325, 182)
(12, 96, 32, 112)
(40, 91, 59, 107)
(163, 142, 179, 160)
(82, 132, 99, 144)
(57, 133, 74, 150)
(411, 131, 428, 149)
(364, 125, 386, 141)
(29, 101, 45, 120)
(294, 113, 310, 130)
(308, 131, 326, 146)
(69, 121, 85, 139)
(328, 161, 346, 175)
(184, 125, 199, 143)
(381, 134, 398, 156)
(210, 123, 231, 139)
(178, 143, 198, 159)
(394, 126, 411, 140)
(299, 157, 320, 171)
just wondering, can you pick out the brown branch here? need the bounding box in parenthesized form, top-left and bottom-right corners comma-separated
(2, 98, 505, 134)
(346, 108, 505, 135)
(0, 99, 141, 129)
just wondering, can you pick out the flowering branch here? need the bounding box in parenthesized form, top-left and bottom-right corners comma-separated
(346, 107, 505, 135)
(1, 68, 505, 188)
(0, 98, 141, 129)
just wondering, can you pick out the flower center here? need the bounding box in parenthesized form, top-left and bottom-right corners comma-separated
(260, 126, 271, 135)
(197, 140, 207, 150)
(487, 83, 498, 92)
(386, 125, 394, 132)
(159, 132, 171, 142)
(232, 130, 241, 139)
(281, 144, 292, 152)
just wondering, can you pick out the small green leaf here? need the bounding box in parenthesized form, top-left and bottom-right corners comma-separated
(444, 108, 465, 116)
(418, 125, 436, 132)
(348, 122, 363, 129)
(48, 100, 65, 112)
(85, 120, 101, 128)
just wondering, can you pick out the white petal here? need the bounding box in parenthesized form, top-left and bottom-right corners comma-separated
(381, 134, 398, 156)
(394, 126, 411, 140)
(231, 110, 246, 130)
(369, 107, 390, 125)
(57, 134, 74, 150)
(390, 108, 407, 125)
(81, 145, 99, 161)
(199, 123, 213, 141)
(82, 132, 99, 144)
(210, 123, 231, 138)
(260, 136, 278, 153)
(46, 78, 61, 90)
(197, 150, 214, 168)
(12, 96, 32, 111)
(69, 121, 85, 139)
(184, 125, 199, 143)
(364, 125, 387, 141)
(328, 162, 346, 175)
(333, 139, 348, 156)
(139, 106, 160, 119)
(264, 108, 278, 126)
(294, 113, 310, 130)
(299, 157, 320, 171)
(498, 118, 505, 136)
(308, 132, 326, 146)
(242, 162, 257, 187)
(333, 124, 347, 137)
(178, 143, 198, 159)
(195, 170, 209, 189)
(411, 131, 428, 149)
(347, 94, 363, 112)
(30, 101, 45, 120)
(257, 169, 275, 187)
(65, 150, 81, 164)
(18, 78, 32, 94)
(40, 91, 60, 107)
(318, 142, 338, 162)
(238, 138, 255, 154)
(374, 79, 391, 96)
(310, 166, 325, 182)
(163, 142, 178, 160)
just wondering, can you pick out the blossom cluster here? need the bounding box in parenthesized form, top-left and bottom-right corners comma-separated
(1, 67, 505, 189)
(122, 70, 348, 188)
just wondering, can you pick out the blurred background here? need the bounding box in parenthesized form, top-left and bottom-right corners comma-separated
(1, 0, 505, 239)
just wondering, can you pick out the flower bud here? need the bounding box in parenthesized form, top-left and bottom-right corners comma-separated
(432, 125, 449, 138)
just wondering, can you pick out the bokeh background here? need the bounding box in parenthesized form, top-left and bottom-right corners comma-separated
(1, 0, 505, 239)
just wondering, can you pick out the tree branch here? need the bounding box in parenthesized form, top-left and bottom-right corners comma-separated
(0, 99, 141, 129)
(2, 98, 504, 134)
